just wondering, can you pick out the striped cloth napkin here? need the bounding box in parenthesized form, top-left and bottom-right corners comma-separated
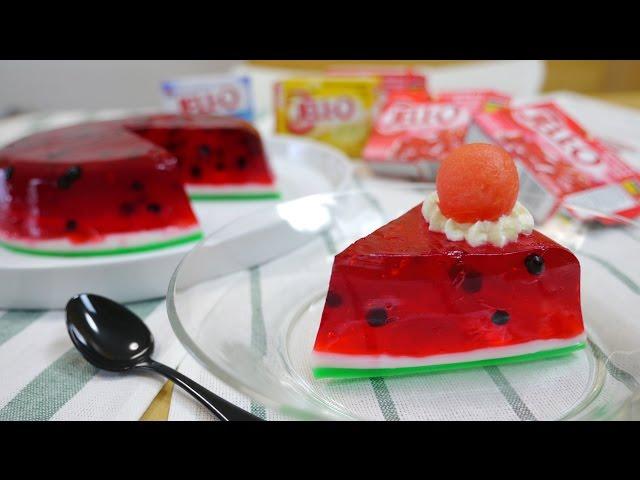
(0, 298, 184, 420)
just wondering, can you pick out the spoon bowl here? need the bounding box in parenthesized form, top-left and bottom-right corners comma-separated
(66, 294, 154, 371)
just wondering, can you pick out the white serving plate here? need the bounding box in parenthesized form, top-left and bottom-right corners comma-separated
(0, 135, 353, 309)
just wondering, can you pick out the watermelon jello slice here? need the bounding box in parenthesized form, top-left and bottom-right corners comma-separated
(313, 144, 585, 379)
(312, 206, 585, 379)
(124, 115, 279, 200)
(0, 121, 202, 256)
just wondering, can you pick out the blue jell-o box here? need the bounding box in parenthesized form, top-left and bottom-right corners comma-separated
(161, 75, 254, 122)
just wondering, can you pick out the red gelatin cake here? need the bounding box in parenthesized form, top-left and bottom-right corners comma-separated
(0, 114, 278, 256)
(312, 144, 585, 379)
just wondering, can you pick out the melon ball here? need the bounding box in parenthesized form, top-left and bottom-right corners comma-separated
(436, 143, 519, 223)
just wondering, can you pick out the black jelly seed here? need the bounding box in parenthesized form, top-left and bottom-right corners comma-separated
(4, 166, 13, 181)
(198, 145, 212, 157)
(147, 203, 162, 213)
(492, 310, 510, 326)
(525, 254, 545, 275)
(191, 166, 202, 178)
(325, 291, 343, 308)
(65, 219, 77, 232)
(366, 308, 388, 327)
(66, 166, 82, 180)
(236, 156, 248, 169)
(120, 202, 135, 215)
(216, 162, 225, 171)
(57, 166, 82, 189)
(462, 270, 482, 293)
(131, 180, 144, 191)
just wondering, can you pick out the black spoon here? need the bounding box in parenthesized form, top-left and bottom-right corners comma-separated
(65, 293, 262, 421)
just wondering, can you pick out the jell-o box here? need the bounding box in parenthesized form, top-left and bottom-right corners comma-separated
(274, 77, 379, 157)
(470, 100, 640, 223)
(362, 90, 473, 180)
(161, 74, 255, 121)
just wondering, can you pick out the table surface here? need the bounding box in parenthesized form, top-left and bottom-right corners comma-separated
(139, 90, 640, 421)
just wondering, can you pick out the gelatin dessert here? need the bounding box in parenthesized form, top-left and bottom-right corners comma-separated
(312, 143, 585, 379)
(0, 114, 277, 256)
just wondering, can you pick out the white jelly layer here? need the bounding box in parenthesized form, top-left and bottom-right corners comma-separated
(312, 334, 587, 370)
(421, 192, 534, 248)
(186, 183, 278, 195)
(0, 224, 201, 252)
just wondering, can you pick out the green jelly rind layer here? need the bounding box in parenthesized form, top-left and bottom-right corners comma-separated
(0, 231, 204, 258)
(313, 342, 586, 380)
(189, 191, 281, 201)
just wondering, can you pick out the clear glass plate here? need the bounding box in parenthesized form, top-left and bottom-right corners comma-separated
(168, 185, 640, 420)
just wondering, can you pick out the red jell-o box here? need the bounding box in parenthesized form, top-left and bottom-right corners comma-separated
(471, 101, 640, 223)
(362, 90, 472, 180)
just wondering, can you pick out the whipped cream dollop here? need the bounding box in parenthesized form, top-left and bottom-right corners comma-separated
(421, 192, 534, 248)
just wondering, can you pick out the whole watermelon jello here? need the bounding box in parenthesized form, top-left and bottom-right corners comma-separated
(0, 114, 278, 257)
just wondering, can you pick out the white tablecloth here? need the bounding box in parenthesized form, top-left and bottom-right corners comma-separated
(0, 92, 638, 420)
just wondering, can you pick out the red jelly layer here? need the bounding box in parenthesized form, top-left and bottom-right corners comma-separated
(313, 205, 584, 358)
(0, 122, 198, 246)
(123, 115, 276, 189)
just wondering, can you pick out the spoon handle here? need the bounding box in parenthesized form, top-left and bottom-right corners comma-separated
(141, 360, 263, 421)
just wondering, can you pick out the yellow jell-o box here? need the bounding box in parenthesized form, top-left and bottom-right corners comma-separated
(275, 77, 380, 157)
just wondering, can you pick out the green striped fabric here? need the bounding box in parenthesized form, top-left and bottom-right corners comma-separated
(0, 311, 45, 347)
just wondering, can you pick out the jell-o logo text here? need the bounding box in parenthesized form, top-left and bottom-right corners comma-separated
(376, 102, 469, 135)
(513, 106, 599, 166)
(286, 91, 360, 134)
